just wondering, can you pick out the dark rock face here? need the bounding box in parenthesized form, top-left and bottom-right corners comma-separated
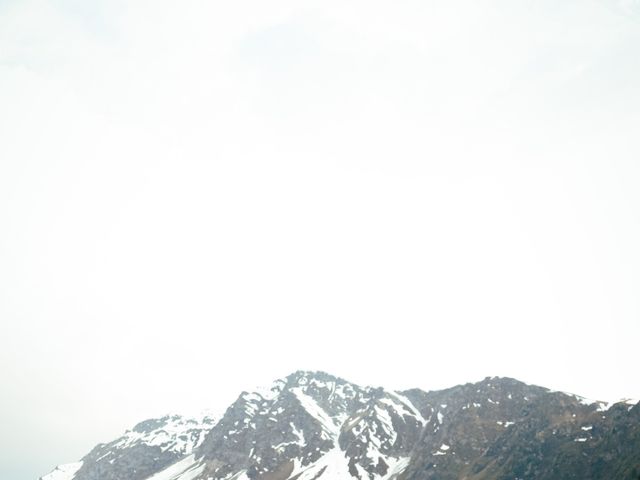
(39, 372, 640, 480)
(399, 377, 640, 480)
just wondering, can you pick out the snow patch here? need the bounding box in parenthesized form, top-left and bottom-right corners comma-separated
(388, 391, 426, 425)
(568, 393, 611, 412)
(115, 414, 215, 455)
(144, 455, 204, 480)
(290, 448, 353, 480)
(382, 457, 411, 480)
(433, 443, 450, 456)
(41, 462, 83, 480)
(496, 421, 514, 427)
(291, 387, 339, 439)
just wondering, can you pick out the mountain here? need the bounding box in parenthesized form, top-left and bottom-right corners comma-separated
(40, 371, 640, 480)
(46, 413, 215, 480)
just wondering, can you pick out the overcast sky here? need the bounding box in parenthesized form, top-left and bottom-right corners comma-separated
(1, 1, 640, 479)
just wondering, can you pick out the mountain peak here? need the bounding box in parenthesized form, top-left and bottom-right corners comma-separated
(283, 369, 348, 385)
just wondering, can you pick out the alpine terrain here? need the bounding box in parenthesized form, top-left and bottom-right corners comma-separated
(40, 371, 640, 480)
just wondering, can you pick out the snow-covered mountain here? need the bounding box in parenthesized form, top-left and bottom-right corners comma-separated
(39, 371, 640, 480)
(194, 371, 424, 480)
(50, 413, 216, 480)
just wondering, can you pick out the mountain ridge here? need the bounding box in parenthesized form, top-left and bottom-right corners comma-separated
(40, 371, 640, 480)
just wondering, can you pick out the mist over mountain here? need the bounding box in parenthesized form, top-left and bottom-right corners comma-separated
(41, 371, 640, 480)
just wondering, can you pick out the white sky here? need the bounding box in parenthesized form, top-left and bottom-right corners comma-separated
(1, 1, 639, 479)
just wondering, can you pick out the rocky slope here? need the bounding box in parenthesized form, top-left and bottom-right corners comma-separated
(49, 413, 216, 480)
(40, 371, 640, 480)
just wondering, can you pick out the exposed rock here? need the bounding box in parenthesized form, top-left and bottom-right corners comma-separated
(39, 372, 640, 480)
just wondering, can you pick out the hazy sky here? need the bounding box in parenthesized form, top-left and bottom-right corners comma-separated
(1, 1, 640, 479)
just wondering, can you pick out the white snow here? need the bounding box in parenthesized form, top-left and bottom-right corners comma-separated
(581, 425, 593, 431)
(289, 448, 353, 480)
(437, 412, 444, 425)
(291, 387, 339, 439)
(388, 392, 426, 425)
(354, 462, 370, 480)
(374, 404, 397, 444)
(220, 471, 250, 480)
(382, 457, 411, 480)
(96, 451, 112, 462)
(618, 398, 639, 410)
(433, 443, 450, 456)
(144, 455, 204, 480)
(567, 393, 614, 412)
(290, 422, 306, 444)
(114, 413, 215, 455)
(41, 462, 83, 480)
